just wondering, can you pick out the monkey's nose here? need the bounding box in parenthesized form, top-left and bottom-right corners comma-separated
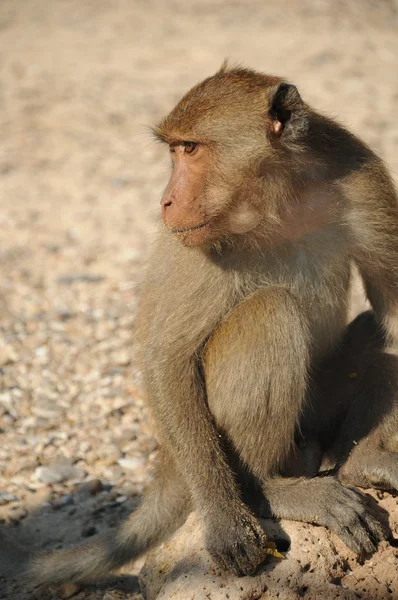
(161, 195, 172, 207)
(161, 197, 173, 221)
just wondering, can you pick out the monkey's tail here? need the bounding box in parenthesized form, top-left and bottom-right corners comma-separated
(28, 486, 190, 586)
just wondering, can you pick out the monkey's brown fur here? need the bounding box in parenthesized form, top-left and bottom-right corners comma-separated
(27, 64, 398, 586)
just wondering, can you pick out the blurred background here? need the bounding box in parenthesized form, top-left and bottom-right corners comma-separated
(0, 1, 397, 598)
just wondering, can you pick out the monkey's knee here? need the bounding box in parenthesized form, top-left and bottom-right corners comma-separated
(339, 443, 398, 491)
(342, 311, 386, 354)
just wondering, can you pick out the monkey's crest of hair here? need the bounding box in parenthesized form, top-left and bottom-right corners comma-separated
(217, 58, 232, 74)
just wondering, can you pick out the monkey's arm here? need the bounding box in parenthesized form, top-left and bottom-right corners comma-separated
(145, 357, 239, 511)
(343, 162, 398, 348)
(142, 350, 270, 576)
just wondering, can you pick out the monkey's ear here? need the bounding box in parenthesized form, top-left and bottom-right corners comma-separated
(269, 83, 306, 137)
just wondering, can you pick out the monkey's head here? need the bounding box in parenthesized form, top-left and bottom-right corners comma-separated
(153, 64, 309, 247)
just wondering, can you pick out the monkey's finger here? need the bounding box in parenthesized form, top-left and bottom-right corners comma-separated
(359, 511, 389, 543)
(360, 513, 391, 546)
(349, 523, 377, 555)
(209, 546, 253, 577)
(222, 549, 247, 577)
(318, 505, 375, 555)
(334, 522, 376, 555)
(340, 487, 389, 543)
(337, 511, 378, 555)
(234, 544, 255, 576)
(209, 549, 229, 573)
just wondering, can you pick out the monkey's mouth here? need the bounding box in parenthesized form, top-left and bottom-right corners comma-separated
(171, 220, 211, 234)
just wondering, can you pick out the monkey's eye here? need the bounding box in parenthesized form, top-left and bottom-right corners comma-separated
(183, 142, 198, 155)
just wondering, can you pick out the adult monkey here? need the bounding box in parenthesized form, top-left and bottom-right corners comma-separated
(29, 64, 398, 585)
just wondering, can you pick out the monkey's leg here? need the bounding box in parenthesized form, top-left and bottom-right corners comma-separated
(312, 310, 398, 493)
(204, 289, 386, 555)
(339, 439, 398, 491)
(333, 349, 398, 492)
(29, 449, 191, 586)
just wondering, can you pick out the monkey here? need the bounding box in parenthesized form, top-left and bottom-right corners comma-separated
(25, 64, 398, 587)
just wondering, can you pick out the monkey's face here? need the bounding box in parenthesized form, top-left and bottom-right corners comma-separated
(159, 140, 268, 247)
(159, 141, 218, 246)
(154, 65, 308, 247)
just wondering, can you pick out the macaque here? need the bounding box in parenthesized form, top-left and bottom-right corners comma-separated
(27, 64, 398, 587)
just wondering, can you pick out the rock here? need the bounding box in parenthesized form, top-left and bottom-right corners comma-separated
(0, 492, 19, 505)
(35, 465, 85, 483)
(76, 478, 103, 496)
(58, 583, 82, 599)
(138, 437, 158, 454)
(31, 401, 63, 420)
(0, 392, 13, 406)
(139, 514, 357, 600)
(81, 525, 97, 537)
(115, 495, 128, 503)
(8, 506, 27, 522)
(84, 450, 98, 464)
(51, 495, 74, 509)
(0, 345, 17, 366)
(56, 308, 75, 321)
(57, 273, 105, 285)
(24, 487, 52, 509)
(112, 350, 131, 366)
(118, 457, 146, 470)
(120, 482, 144, 497)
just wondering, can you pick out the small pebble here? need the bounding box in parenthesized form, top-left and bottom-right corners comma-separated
(35, 465, 85, 484)
(51, 495, 74, 509)
(112, 350, 131, 366)
(81, 525, 97, 537)
(117, 457, 146, 470)
(8, 506, 27, 521)
(0, 492, 19, 505)
(76, 479, 103, 496)
(0, 345, 17, 366)
(58, 583, 82, 599)
(115, 495, 128, 503)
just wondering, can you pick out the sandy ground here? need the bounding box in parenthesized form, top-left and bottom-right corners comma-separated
(0, 1, 397, 599)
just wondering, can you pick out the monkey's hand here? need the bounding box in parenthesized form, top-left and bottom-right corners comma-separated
(205, 504, 274, 576)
